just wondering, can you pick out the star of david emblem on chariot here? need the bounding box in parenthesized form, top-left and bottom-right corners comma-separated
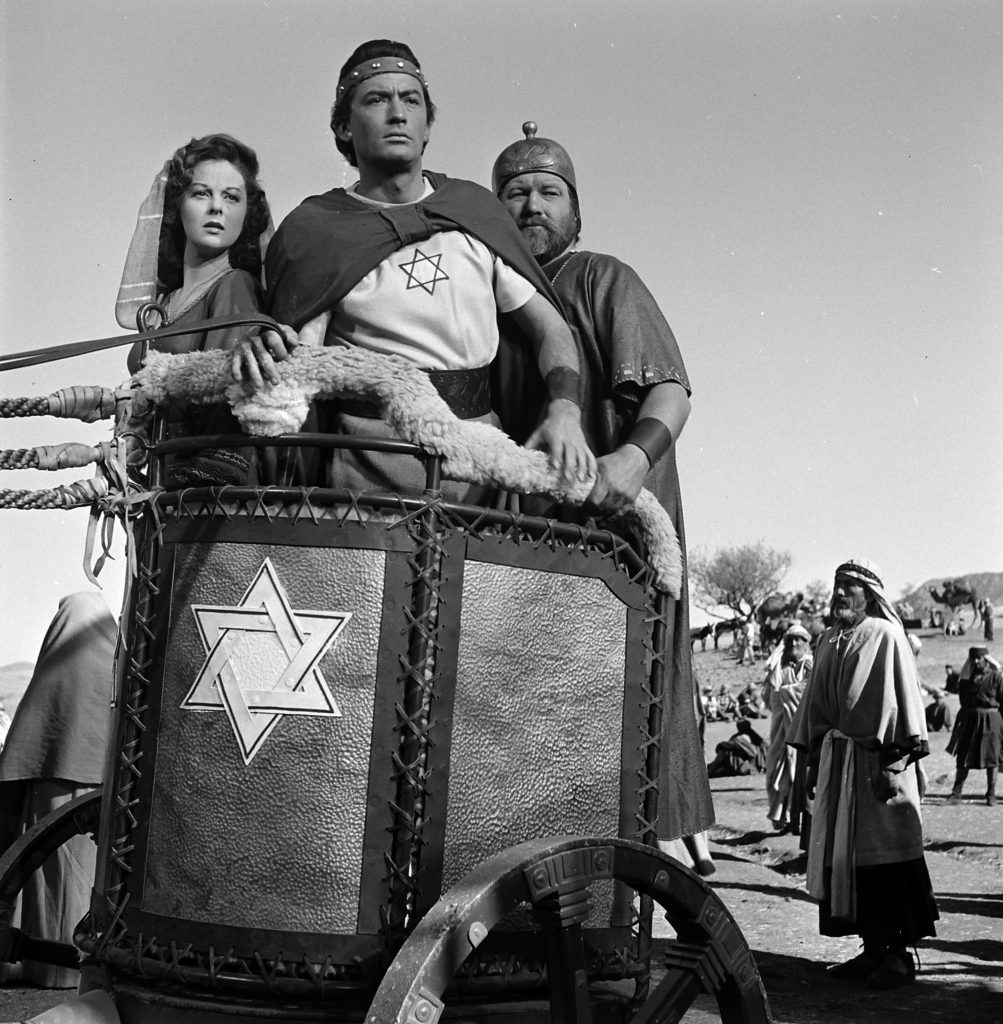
(181, 558, 351, 764)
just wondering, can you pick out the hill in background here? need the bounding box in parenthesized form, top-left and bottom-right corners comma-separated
(901, 572, 1003, 619)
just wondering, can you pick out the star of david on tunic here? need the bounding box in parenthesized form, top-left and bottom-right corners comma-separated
(181, 558, 351, 765)
(398, 247, 449, 295)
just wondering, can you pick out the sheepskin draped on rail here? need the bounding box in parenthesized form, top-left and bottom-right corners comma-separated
(133, 345, 682, 596)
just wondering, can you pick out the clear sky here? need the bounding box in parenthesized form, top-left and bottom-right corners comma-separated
(1, 0, 1001, 661)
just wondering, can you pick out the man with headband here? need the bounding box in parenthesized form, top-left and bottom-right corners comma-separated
(946, 644, 1002, 806)
(491, 123, 713, 862)
(790, 559, 938, 989)
(233, 41, 593, 494)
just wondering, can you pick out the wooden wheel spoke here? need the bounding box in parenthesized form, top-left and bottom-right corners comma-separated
(366, 836, 772, 1024)
(0, 791, 100, 970)
(630, 963, 704, 1024)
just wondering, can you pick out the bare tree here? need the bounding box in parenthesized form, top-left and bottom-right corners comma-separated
(689, 542, 792, 617)
(804, 578, 831, 609)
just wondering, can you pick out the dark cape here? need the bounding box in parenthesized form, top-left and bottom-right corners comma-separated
(539, 250, 714, 841)
(265, 172, 559, 446)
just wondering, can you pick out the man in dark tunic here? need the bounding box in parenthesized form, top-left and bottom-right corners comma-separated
(492, 123, 714, 849)
(947, 645, 1003, 805)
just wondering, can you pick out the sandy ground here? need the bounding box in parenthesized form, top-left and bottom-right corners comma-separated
(2, 630, 1000, 1022)
(668, 631, 1002, 1022)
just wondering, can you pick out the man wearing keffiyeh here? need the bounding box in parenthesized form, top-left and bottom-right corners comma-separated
(790, 558, 938, 989)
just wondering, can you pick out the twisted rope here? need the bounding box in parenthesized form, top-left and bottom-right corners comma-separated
(0, 386, 123, 422)
(0, 448, 39, 469)
(0, 395, 51, 417)
(0, 477, 109, 509)
(0, 441, 108, 472)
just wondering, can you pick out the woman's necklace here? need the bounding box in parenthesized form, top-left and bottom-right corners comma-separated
(164, 262, 233, 323)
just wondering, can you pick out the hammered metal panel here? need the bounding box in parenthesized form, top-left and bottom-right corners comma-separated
(444, 562, 626, 916)
(141, 542, 385, 935)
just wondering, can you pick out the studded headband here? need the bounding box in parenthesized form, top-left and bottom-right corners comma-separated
(336, 57, 428, 98)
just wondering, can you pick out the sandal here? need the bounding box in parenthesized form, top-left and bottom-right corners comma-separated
(867, 950, 916, 989)
(827, 947, 885, 980)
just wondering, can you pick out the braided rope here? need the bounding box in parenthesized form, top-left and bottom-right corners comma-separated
(0, 441, 108, 473)
(0, 448, 40, 470)
(0, 477, 109, 509)
(0, 386, 122, 422)
(0, 395, 51, 417)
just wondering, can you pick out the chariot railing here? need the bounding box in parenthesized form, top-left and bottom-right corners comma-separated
(0, 318, 770, 1024)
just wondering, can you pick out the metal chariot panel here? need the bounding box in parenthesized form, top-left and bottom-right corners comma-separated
(140, 541, 385, 935)
(444, 561, 627, 894)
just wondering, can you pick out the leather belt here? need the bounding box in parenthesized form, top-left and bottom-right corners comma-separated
(338, 365, 492, 420)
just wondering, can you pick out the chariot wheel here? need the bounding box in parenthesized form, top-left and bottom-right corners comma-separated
(366, 835, 771, 1024)
(0, 790, 100, 970)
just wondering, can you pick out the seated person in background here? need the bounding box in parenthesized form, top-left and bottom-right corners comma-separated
(717, 684, 737, 720)
(702, 688, 720, 722)
(707, 719, 767, 778)
(924, 689, 953, 732)
(117, 133, 273, 487)
(944, 664, 960, 694)
(235, 39, 593, 498)
(738, 681, 766, 718)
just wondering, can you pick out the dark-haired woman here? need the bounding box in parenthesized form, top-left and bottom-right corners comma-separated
(117, 133, 273, 486)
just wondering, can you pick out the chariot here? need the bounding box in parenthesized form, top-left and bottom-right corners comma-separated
(0, 315, 771, 1023)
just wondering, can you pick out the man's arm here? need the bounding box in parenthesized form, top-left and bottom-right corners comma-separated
(587, 381, 691, 512)
(506, 292, 595, 483)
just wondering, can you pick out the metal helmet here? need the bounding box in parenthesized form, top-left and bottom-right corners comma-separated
(492, 121, 578, 196)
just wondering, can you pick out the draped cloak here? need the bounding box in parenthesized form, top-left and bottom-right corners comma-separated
(790, 617, 931, 926)
(762, 654, 811, 827)
(265, 172, 560, 451)
(0, 592, 116, 987)
(538, 249, 714, 841)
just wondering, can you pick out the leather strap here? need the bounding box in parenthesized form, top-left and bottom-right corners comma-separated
(339, 364, 492, 420)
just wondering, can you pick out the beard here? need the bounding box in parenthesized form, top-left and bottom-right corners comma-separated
(518, 216, 578, 265)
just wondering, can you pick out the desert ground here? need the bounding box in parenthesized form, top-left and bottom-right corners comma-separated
(1, 627, 1000, 1022)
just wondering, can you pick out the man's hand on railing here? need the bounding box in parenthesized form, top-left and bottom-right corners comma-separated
(230, 325, 300, 387)
(586, 445, 650, 513)
(525, 398, 596, 489)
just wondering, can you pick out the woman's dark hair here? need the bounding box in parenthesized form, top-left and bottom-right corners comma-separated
(157, 133, 270, 293)
(329, 39, 436, 168)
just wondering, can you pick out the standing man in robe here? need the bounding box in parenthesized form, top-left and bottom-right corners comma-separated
(232, 42, 593, 494)
(761, 623, 813, 832)
(791, 559, 938, 989)
(492, 122, 714, 854)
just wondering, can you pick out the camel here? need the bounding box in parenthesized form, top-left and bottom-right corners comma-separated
(755, 592, 805, 651)
(928, 579, 980, 623)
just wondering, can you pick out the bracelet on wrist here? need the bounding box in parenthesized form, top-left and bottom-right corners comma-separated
(544, 367, 581, 405)
(627, 417, 673, 467)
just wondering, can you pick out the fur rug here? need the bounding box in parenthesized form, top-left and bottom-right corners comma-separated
(134, 345, 681, 595)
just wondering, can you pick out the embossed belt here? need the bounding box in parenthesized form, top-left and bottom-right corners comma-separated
(339, 365, 492, 420)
